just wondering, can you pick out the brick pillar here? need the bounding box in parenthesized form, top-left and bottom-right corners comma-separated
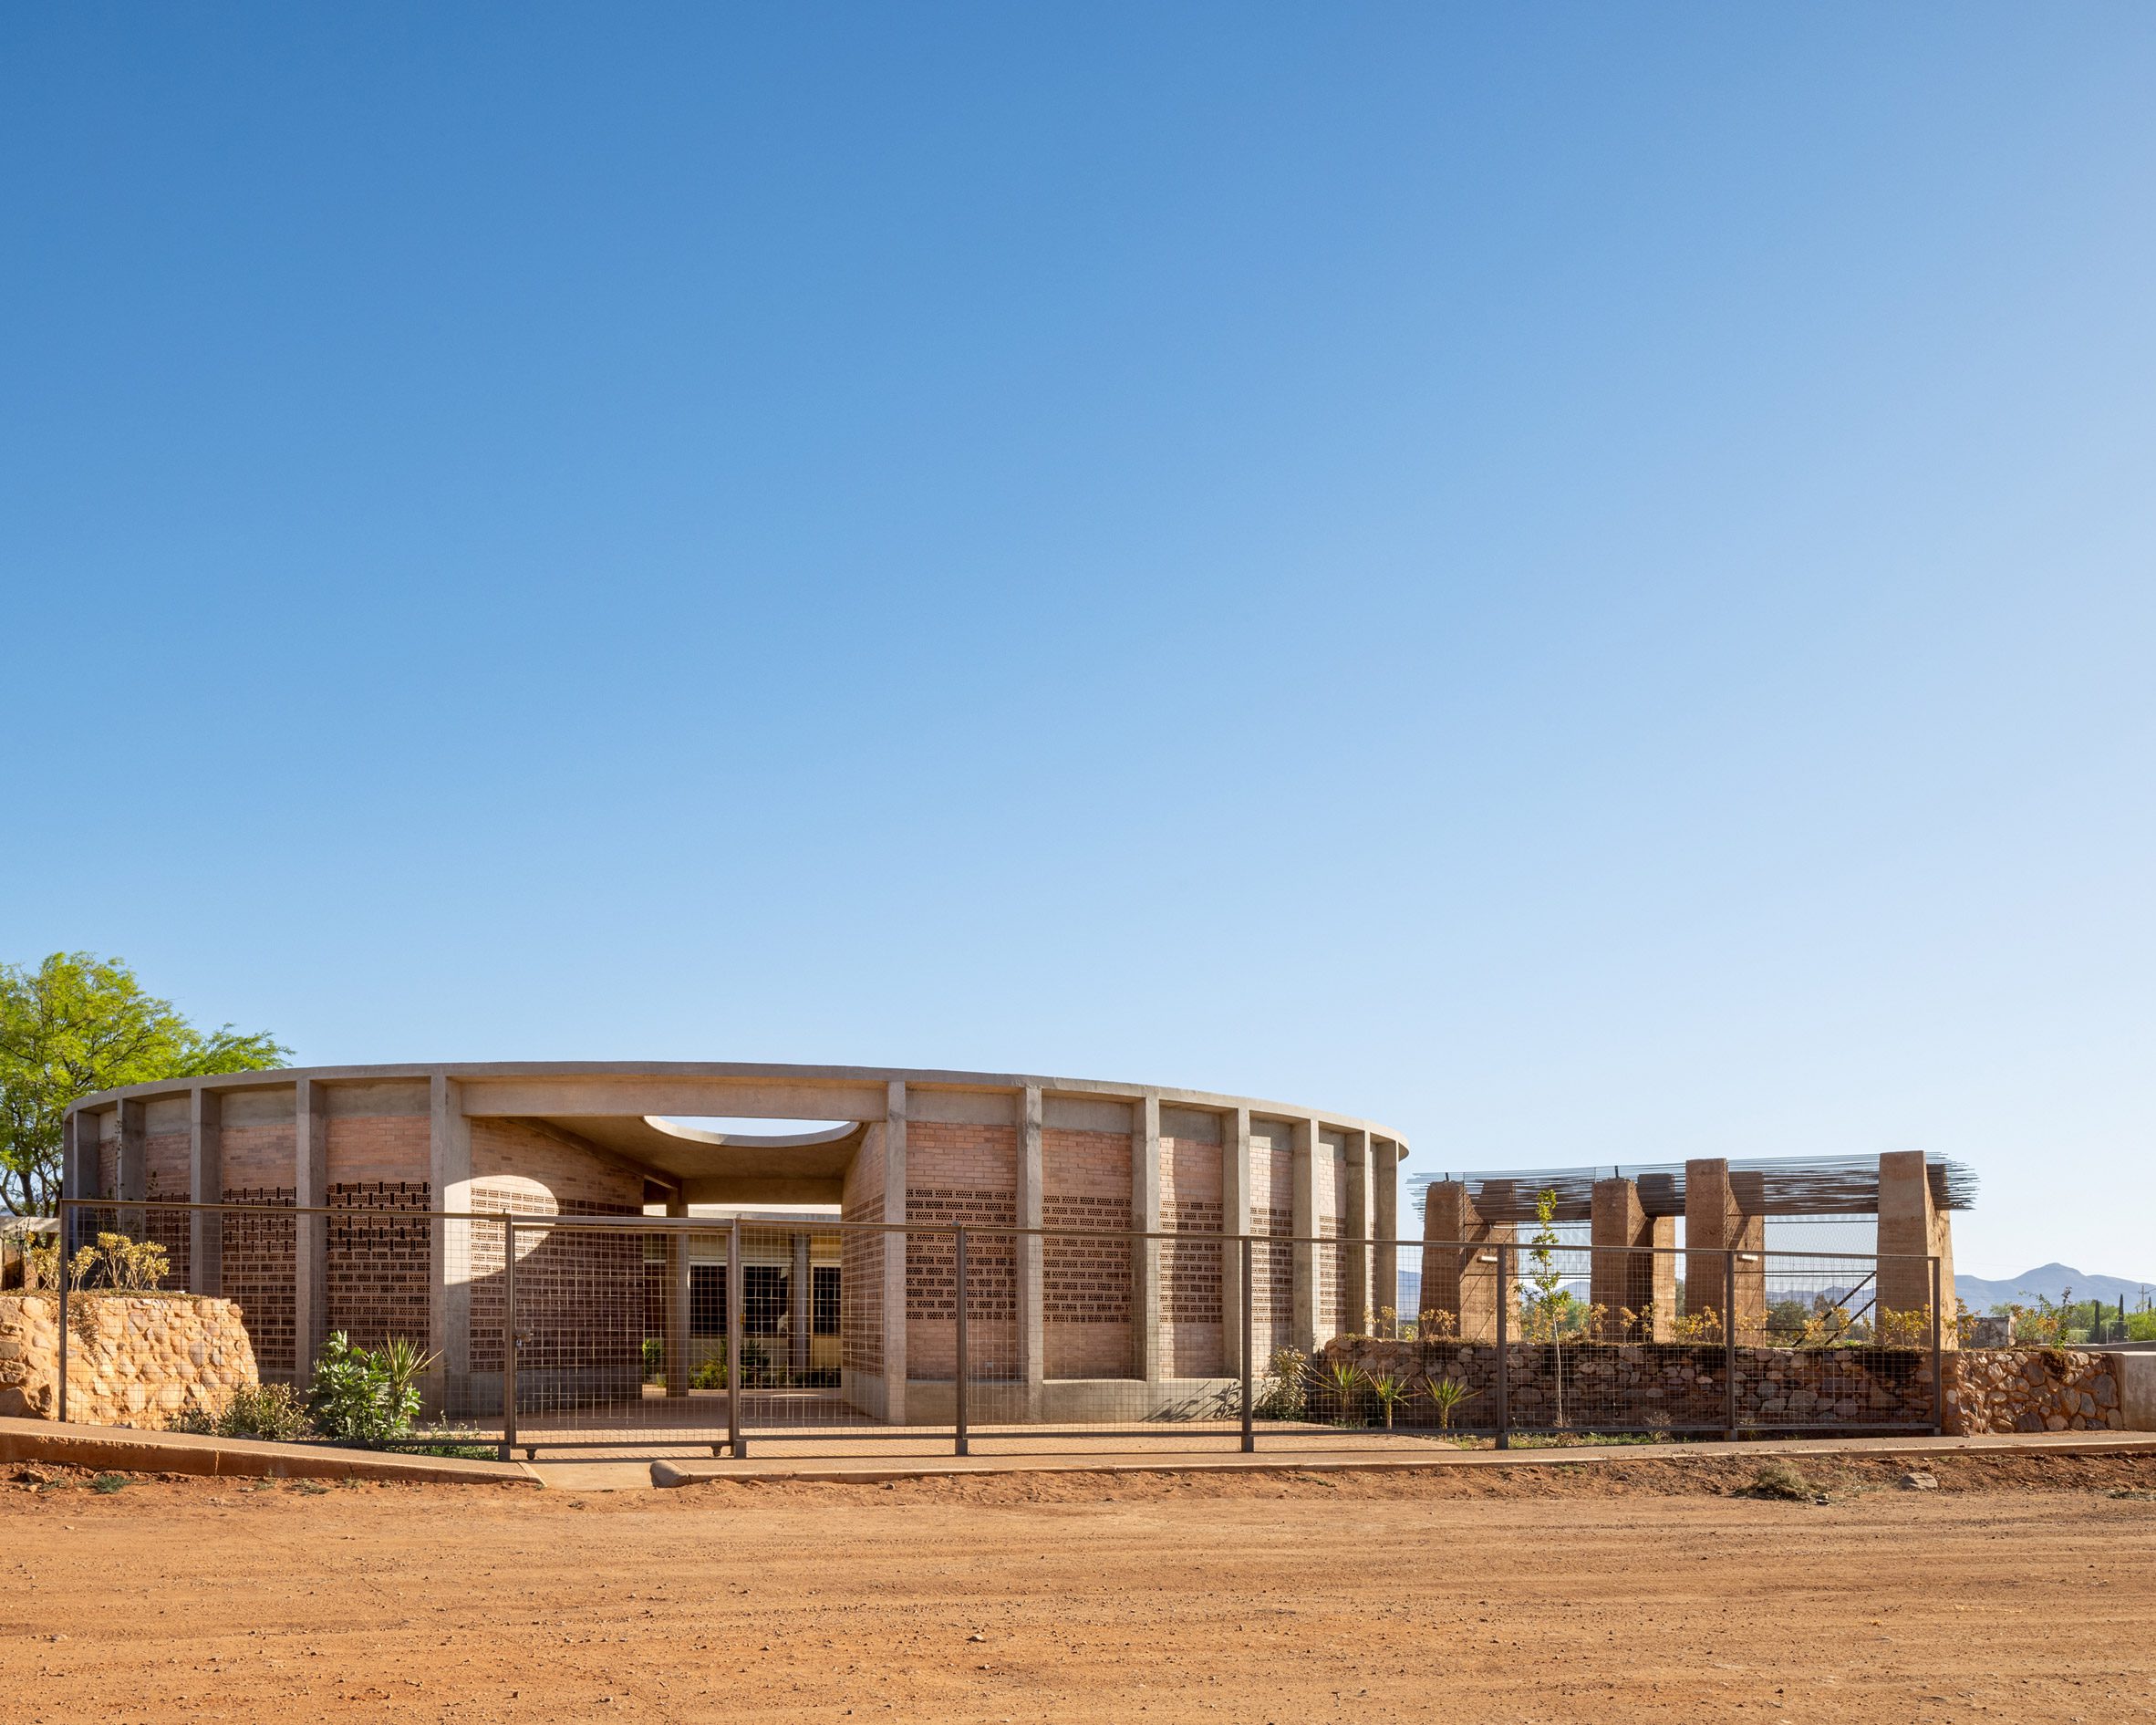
(188, 1087, 223, 1295)
(1878, 1151, 1956, 1346)
(881, 1080, 908, 1424)
(1590, 1177, 1675, 1339)
(1418, 1180, 1513, 1343)
(1684, 1159, 1765, 1342)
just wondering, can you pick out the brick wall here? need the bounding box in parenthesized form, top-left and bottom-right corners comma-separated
(906, 1120, 1018, 1380)
(222, 1185, 297, 1373)
(142, 1130, 192, 1289)
(1160, 1132, 1224, 1377)
(841, 1124, 885, 1375)
(223, 1121, 299, 1190)
(327, 1112, 428, 1186)
(466, 1189, 641, 1380)
(1043, 1127, 1134, 1377)
(325, 1181, 431, 1352)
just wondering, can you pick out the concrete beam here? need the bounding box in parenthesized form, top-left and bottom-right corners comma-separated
(188, 1087, 223, 1296)
(458, 1076, 892, 1123)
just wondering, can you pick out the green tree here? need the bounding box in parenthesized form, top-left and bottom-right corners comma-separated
(0, 952, 289, 1214)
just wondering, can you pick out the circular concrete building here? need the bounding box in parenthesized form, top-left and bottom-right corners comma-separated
(62, 1063, 1409, 1427)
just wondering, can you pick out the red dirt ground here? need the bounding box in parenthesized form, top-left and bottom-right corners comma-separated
(5, 1451, 2155, 1722)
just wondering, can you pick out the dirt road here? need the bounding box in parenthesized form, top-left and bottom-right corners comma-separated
(4, 1452, 2154, 1722)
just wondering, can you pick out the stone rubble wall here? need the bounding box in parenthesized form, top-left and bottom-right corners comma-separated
(0, 1294, 260, 1427)
(1944, 1347, 2124, 1434)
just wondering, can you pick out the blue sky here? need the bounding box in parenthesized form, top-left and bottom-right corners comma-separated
(4, 5, 2151, 1279)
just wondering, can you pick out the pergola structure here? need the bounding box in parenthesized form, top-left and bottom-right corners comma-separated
(1415, 1153, 1972, 1343)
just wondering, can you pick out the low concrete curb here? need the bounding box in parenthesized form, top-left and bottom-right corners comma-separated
(0, 1417, 537, 1485)
(648, 1429, 2156, 1489)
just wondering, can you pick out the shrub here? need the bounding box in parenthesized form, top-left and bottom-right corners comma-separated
(641, 1337, 664, 1383)
(65, 1232, 171, 1293)
(171, 1382, 313, 1442)
(691, 1355, 728, 1390)
(1749, 1459, 1813, 1502)
(309, 1332, 434, 1447)
(1253, 1346, 1309, 1420)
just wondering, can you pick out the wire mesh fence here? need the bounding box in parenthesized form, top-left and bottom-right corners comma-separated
(48, 1199, 1944, 1458)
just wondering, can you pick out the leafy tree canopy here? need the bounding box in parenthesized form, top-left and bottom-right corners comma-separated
(0, 952, 290, 1215)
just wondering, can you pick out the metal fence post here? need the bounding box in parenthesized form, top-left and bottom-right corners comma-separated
(1723, 1248, 1739, 1439)
(1494, 1242, 1509, 1450)
(499, 1216, 517, 1463)
(728, 1219, 745, 1460)
(1239, 1234, 1255, 1454)
(953, 1225, 969, 1458)
(1931, 1254, 1945, 1435)
(56, 1198, 69, 1427)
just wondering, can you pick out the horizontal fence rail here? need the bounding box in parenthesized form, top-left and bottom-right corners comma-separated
(46, 1198, 1946, 1460)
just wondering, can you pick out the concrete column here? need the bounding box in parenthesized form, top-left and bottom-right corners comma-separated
(1684, 1159, 1764, 1342)
(881, 1080, 908, 1423)
(1878, 1151, 1956, 1344)
(662, 1194, 691, 1398)
(294, 1078, 330, 1380)
(61, 1110, 99, 1254)
(790, 1230, 813, 1377)
(188, 1086, 223, 1295)
(1016, 1085, 1044, 1410)
(1219, 1107, 1249, 1372)
(1134, 1092, 1161, 1382)
(1342, 1129, 1373, 1336)
(1291, 1118, 1318, 1354)
(1590, 1177, 1675, 1339)
(1372, 1138, 1400, 1337)
(429, 1074, 474, 1413)
(1418, 1179, 1513, 1343)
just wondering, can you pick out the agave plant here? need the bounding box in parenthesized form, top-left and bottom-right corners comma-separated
(1367, 1371, 1410, 1430)
(1319, 1357, 1368, 1425)
(1423, 1374, 1478, 1431)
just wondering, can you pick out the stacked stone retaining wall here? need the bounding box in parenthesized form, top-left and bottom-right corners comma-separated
(1318, 1336, 1937, 1430)
(0, 1294, 259, 1427)
(1945, 1347, 2124, 1434)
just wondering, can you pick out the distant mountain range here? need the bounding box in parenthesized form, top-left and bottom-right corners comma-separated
(1956, 1263, 2154, 1311)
